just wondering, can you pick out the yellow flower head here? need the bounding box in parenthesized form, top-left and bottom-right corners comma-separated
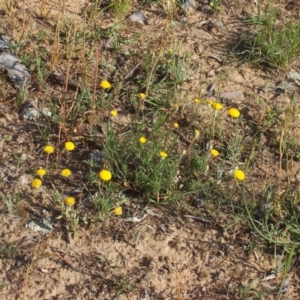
(99, 169, 112, 181)
(210, 149, 219, 157)
(211, 102, 223, 110)
(234, 169, 245, 181)
(100, 80, 111, 89)
(194, 129, 200, 138)
(32, 178, 42, 188)
(110, 110, 118, 117)
(139, 136, 147, 144)
(65, 141, 75, 151)
(43, 145, 54, 154)
(65, 196, 75, 206)
(173, 122, 179, 128)
(35, 168, 47, 177)
(139, 93, 146, 99)
(61, 168, 72, 178)
(194, 98, 200, 104)
(160, 151, 168, 158)
(114, 206, 122, 216)
(173, 103, 179, 109)
(228, 108, 241, 118)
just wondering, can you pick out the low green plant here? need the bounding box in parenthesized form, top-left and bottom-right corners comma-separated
(236, 4, 300, 69)
(110, 0, 133, 16)
(0, 242, 17, 258)
(210, 0, 221, 12)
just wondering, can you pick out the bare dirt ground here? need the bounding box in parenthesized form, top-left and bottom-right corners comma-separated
(1, 0, 300, 299)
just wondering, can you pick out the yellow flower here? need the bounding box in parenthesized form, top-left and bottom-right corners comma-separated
(139, 93, 146, 99)
(114, 206, 122, 216)
(99, 169, 112, 181)
(61, 168, 72, 178)
(194, 129, 200, 138)
(211, 102, 223, 110)
(31, 178, 42, 188)
(228, 108, 241, 118)
(160, 151, 168, 158)
(194, 98, 200, 104)
(173, 103, 179, 109)
(35, 168, 46, 177)
(110, 110, 118, 117)
(43, 145, 54, 154)
(139, 136, 147, 144)
(173, 122, 179, 128)
(65, 197, 75, 206)
(100, 80, 111, 89)
(65, 141, 75, 151)
(234, 169, 245, 181)
(210, 149, 219, 157)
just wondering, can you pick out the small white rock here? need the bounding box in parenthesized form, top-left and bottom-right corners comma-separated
(129, 11, 147, 24)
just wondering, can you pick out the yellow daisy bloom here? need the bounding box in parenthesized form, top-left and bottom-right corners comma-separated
(32, 178, 42, 188)
(99, 169, 112, 181)
(194, 129, 200, 138)
(173, 122, 179, 128)
(110, 110, 118, 117)
(65, 141, 75, 151)
(210, 149, 219, 157)
(100, 80, 111, 89)
(43, 145, 54, 154)
(139, 93, 146, 99)
(114, 206, 122, 216)
(228, 108, 241, 118)
(35, 168, 46, 177)
(211, 102, 223, 110)
(61, 168, 72, 178)
(65, 197, 75, 206)
(139, 136, 147, 144)
(194, 98, 200, 104)
(234, 169, 245, 181)
(160, 151, 168, 158)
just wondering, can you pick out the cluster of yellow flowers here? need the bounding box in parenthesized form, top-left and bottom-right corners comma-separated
(197, 98, 245, 181)
(43, 141, 76, 155)
(32, 144, 119, 211)
(138, 136, 168, 159)
(32, 141, 76, 188)
(204, 99, 241, 118)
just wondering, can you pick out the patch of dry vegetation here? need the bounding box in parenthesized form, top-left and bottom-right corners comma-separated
(1, 0, 300, 299)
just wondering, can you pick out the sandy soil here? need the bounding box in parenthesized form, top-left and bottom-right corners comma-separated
(1, 0, 300, 299)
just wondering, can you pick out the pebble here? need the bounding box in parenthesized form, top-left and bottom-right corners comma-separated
(129, 11, 147, 24)
(26, 218, 54, 233)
